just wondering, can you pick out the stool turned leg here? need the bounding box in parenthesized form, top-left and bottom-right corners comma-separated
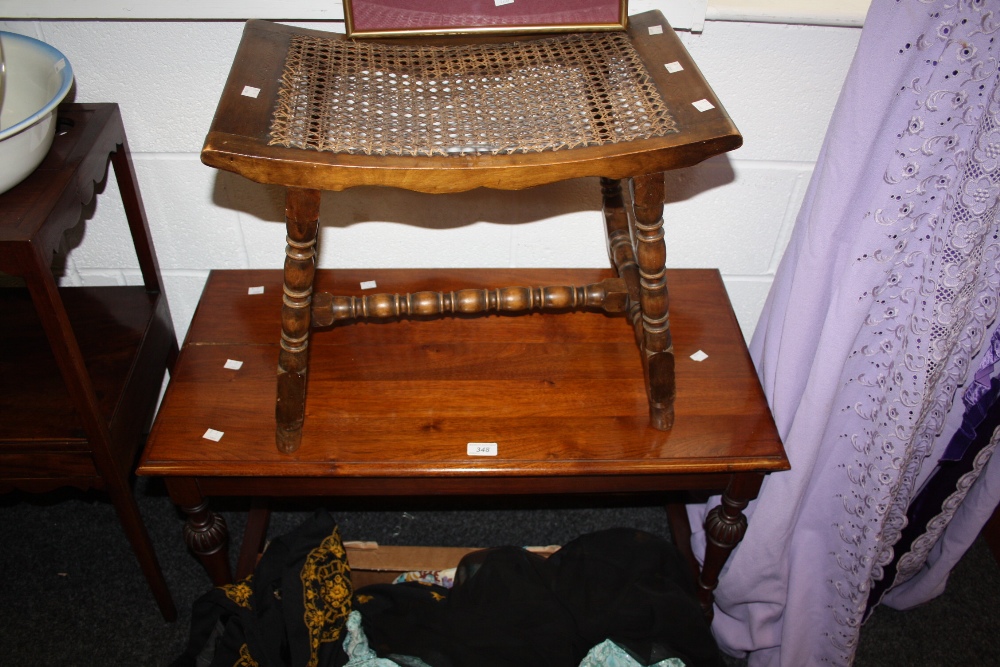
(630, 172, 675, 430)
(276, 188, 321, 453)
(601, 178, 644, 349)
(601, 178, 641, 299)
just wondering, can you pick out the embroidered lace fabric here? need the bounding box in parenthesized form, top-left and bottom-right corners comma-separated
(685, 1, 1000, 665)
(879, 339, 1000, 604)
(843, 1, 1000, 638)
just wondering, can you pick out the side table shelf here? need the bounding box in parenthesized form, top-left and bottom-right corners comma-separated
(0, 104, 178, 621)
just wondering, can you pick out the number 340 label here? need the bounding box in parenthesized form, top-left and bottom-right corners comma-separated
(467, 442, 498, 456)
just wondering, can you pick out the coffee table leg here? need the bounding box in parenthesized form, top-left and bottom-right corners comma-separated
(276, 187, 321, 453)
(167, 478, 232, 585)
(630, 172, 675, 430)
(700, 473, 764, 619)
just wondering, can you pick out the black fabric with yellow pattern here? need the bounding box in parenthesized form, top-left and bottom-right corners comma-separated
(171, 510, 352, 667)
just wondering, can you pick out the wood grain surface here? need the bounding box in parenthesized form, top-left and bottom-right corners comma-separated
(140, 269, 786, 484)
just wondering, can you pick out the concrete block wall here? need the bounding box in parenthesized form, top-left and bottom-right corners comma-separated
(1, 14, 862, 343)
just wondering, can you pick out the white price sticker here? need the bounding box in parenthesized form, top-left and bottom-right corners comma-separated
(495, 0, 514, 5)
(224, 359, 244, 370)
(248, 286, 265, 295)
(648, 25, 664, 35)
(360, 280, 378, 290)
(242, 85, 261, 98)
(692, 99, 716, 112)
(664, 61, 684, 74)
(467, 442, 498, 456)
(203, 428, 224, 442)
(690, 350, 709, 362)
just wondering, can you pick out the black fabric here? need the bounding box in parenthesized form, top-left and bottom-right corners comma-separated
(172, 509, 352, 667)
(354, 528, 723, 667)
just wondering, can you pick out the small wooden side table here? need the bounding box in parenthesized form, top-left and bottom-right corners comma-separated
(138, 268, 788, 617)
(0, 104, 178, 621)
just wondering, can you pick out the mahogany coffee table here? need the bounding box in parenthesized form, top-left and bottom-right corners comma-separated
(138, 267, 787, 616)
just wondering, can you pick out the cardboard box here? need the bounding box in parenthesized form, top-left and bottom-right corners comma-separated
(345, 542, 560, 589)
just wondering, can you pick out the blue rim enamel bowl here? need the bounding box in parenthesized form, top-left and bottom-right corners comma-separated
(0, 31, 75, 194)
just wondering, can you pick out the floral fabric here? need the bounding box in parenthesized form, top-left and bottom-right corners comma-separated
(392, 568, 456, 589)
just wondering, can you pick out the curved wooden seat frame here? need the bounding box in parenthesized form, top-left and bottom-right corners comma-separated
(201, 11, 741, 453)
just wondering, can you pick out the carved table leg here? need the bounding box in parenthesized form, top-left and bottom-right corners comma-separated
(167, 478, 232, 586)
(699, 473, 764, 619)
(276, 188, 321, 453)
(630, 172, 675, 430)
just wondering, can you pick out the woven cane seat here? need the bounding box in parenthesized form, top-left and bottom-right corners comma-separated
(202, 12, 740, 193)
(269, 31, 678, 157)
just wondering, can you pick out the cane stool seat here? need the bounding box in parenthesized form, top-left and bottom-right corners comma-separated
(202, 11, 741, 452)
(269, 30, 678, 158)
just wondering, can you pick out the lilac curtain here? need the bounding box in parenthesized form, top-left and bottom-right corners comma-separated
(687, 1, 1000, 664)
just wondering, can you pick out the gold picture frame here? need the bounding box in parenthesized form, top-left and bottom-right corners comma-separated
(343, 0, 628, 38)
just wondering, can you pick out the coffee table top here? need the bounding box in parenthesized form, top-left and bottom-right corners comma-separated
(139, 269, 786, 484)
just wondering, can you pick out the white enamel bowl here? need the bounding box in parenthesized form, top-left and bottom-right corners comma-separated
(0, 32, 74, 194)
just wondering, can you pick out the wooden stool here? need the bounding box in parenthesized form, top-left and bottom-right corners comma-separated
(201, 11, 741, 453)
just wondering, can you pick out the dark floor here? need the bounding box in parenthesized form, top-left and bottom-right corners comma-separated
(0, 476, 997, 666)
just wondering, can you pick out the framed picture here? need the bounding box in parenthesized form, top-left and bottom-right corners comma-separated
(343, 0, 628, 38)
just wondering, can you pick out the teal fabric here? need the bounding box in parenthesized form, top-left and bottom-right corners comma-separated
(343, 611, 432, 667)
(343, 611, 405, 666)
(343, 611, 687, 667)
(578, 640, 686, 667)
